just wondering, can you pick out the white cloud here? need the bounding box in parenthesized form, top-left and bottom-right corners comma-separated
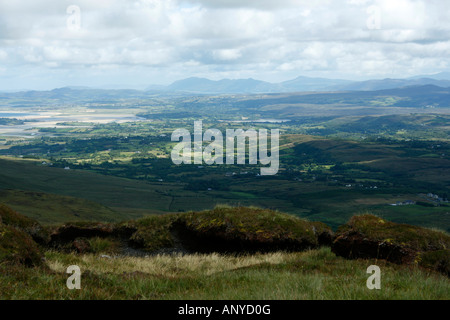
(0, 49, 7, 60)
(0, 0, 449, 89)
(213, 49, 242, 61)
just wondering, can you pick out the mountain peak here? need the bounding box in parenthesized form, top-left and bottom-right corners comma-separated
(149, 73, 450, 94)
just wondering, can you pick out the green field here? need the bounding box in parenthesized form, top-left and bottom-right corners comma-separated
(0, 90, 449, 233)
(1, 155, 448, 232)
(0, 88, 449, 302)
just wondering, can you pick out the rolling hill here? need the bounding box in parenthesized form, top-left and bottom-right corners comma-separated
(331, 78, 450, 91)
(153, 75, 450, 94)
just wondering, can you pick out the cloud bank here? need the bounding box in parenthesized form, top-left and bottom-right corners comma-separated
(0, 0, 449, 90)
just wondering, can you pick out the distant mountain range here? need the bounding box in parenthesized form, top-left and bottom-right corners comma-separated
(2, 73, 450, 96)
(332, 77, 450, 91)
(145, 72, 450, 94)
(0, 84, 448, 111)
(157, 76, 353, 94)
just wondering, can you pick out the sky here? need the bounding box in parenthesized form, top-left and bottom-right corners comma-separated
(0, 0, 449, 91)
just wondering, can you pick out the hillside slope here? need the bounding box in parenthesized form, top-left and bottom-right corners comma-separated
(0, 205, 449, 299)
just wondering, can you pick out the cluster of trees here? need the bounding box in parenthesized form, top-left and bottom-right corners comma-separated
(0, 118, 25, 125)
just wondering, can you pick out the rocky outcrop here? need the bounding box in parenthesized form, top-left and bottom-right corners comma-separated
(169, 207, 334, 254)
(332, 214, 450, 274)
(2, 202, 449, 277)
(116, 208, 335, 254)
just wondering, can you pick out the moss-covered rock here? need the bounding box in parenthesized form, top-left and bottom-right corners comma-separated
(332, 214, 450, 274)
(172, 207, 333, 253)
(121, 207, 334, 254)
(0, 223, 43, 267)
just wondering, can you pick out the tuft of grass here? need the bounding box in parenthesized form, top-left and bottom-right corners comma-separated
(418, 250, 450, 276)
(45, 250, 295, 277)
(125, 214, 179, 252)
(87, 237, 122, 255)
(1, 247, 448, 300)
(0, 223, 43, 267)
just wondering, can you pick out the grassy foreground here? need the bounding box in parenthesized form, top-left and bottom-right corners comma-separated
(1, 247, 449, 300)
